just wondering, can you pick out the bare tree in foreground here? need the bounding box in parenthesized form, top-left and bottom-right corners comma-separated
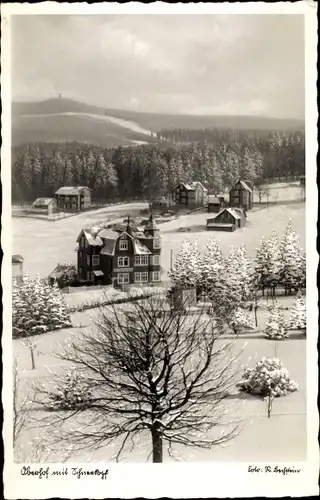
(13, 357, 30, 448)
(34, 295, 244, 463)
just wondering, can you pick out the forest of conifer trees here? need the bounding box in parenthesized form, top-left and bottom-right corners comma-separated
(11, 128, 304, 203)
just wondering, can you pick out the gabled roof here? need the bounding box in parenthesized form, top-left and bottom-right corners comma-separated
(12, 254, 24, 264)
(55, 186, 91, 195)
(32, 197, 56, 207)
(215, 208, 241, 221)
(229, 179, 253, 194)
(76, 229, 103, 246)
(191, 181, 208, 192)
(173, 182, 195, 192)
(144, 215, 159, 232)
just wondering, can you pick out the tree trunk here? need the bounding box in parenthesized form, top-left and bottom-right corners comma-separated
(30, 346, 35, 370)
(254, 306, 258, 328)
(151, 423, 163, 463)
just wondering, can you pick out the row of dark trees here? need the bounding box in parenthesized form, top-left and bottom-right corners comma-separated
(12, 128, 305, 203)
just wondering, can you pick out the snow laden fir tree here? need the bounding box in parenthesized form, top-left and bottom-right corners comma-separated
(289, 293, 306, 334)
(12, 274, 71, 339)
(264, 302, 289, 340)
(254, 230, 281, 295)
(168, 238, 202, 290)
(279, 220, 306, 293)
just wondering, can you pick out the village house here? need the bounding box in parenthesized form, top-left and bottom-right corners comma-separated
(229, 179, 253, 210)
(172, 181, 208, 208)
(206, 207, 246, 232)
(207, 195, 228, 213)
(12, 254, 24, 283)
(76, 215, 161, 287)
(55, 186, 91, 212)
(32, 197, 58, 216)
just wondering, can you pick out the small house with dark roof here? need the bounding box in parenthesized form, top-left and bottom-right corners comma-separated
(207, 195, 228, 213)
(48, 263, 77, 287)
(76, 214, 162, 286)
(229, 179, 253, 210)
(12, 254, 24, 283)
(55, 186, 91, 212)
(172, 181, 208, 208)
(206, 207, 246, 232)
(32, 197, 57, 215)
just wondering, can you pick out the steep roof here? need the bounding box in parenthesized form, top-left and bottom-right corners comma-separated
(32, 197, 56, 207)
(229, 179, 253, 194)
(191, 181, 208, 192)
(173, 182, 195, 192)
(144, 214, 159, 232)
(12, 254, 24, 263)
(215, 208, 241, 221)
(55, 186, 91, 195)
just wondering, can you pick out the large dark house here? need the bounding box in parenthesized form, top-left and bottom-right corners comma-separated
(229, 179, 253, 210)
(76, 215, 161, 287)
(172, 181, 208, 208)
(55, 186, 91, 212)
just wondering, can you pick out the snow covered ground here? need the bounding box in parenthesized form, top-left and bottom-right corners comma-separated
(13, 303, 306, 462)
(20, 111, 152, 136)
(12, 201, 305, 280)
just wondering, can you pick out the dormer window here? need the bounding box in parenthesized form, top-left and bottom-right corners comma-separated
(119, 234, 128, 251)
(119, 239, 128, 251)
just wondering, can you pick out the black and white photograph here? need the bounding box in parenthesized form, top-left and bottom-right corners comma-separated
(2, 2, 318, 498)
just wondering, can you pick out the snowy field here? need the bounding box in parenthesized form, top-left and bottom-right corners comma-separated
(12, 201, 305, 280)
(13, 296, 306, 462)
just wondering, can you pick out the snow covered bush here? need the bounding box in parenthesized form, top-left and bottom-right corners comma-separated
(264, 302, 289, 340)
(46, 368, 93, 411)
(289, 293, 306, 331)
(229, 308, 255, 334)
(237, 357, 299, 397)
(12, 274, 72, 339)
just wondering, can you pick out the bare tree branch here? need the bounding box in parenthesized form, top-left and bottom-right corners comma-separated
(32, 294, 245, 462)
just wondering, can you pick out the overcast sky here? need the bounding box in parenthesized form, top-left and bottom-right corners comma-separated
(11, 14, 305, 118)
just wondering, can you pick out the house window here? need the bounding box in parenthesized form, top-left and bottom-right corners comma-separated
(117, 273, 129, 284)
(87, 271, 94, 282)
(92, 255, 100, 266)
(153, 238, 160, 249)
(87, 255, 91, 266)
(134, 272, 149, 283)
(152, 255, 160, 266)
(119, 239, 128, 251)
(134, 255, 148, 266)
(152, 271, 161, 282)
(79, 251, 83, 258)
(118, 256, 130, 267)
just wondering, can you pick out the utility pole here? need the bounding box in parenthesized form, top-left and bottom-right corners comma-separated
(170, 249, 173, 271)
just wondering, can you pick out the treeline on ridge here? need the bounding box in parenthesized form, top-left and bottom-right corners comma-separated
(12, 128, 305, 203)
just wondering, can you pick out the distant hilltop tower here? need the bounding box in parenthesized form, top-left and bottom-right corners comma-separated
(58, 93, 62, 99)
